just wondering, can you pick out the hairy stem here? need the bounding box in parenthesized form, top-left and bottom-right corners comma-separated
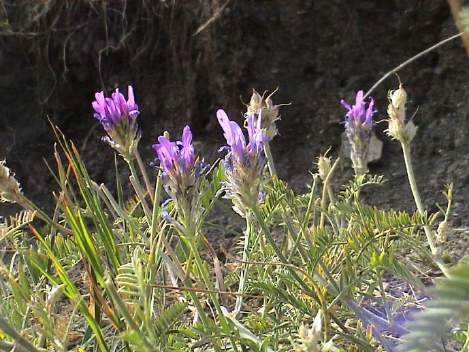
(134, 149, 154, 203)
(128, 160, 152, 222)
(234, 215, 253, 315)
(401, 142, 448, 276)
(264, 142, 277, 177)
(319, 158, 340, 229)
(401, 142, 435, 250)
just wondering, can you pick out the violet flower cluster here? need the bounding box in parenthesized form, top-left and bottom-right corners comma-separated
(92, 86, 140, 160)
(153, 126, 206, 220)
(217, 109, 266, 216)
(341, 90, 376, 175)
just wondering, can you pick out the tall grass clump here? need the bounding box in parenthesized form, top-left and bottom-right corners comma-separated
(0, 74, 468, 352)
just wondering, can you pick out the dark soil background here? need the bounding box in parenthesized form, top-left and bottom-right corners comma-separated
(1, 0, 469, 256)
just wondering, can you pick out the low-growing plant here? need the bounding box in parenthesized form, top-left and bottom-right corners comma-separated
(1, 40, 469, 352)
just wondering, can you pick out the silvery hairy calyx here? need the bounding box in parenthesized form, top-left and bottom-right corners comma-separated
(153, 126, 207, 224)
(341, 90, 376, 176)
(386, 84, 417, 144)
(92, 85, 140, 161)
(246, 89, 285, 176)
(217, 109, 266, 217)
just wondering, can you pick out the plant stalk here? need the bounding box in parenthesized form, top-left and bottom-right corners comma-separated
(264, 142, 277, 177)
(128, 160, 152, 222)
(319, 158, 340, 229)
(234, 215, 253, 315)
(364, 32, 464, 99)
(401, 142, 448, 276)
(134, 149, 154, 203)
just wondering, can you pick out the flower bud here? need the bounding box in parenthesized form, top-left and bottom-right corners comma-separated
(0, 160, 23, 204)
(247, 89, 263, 115)
(317, 154, 332, 181)
(245, 89, 282, 140)
(436, 220, 449, 244)
(389, 84, 407, 120)
(386, 84, 418, 144)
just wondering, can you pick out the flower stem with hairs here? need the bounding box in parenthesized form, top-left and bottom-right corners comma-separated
(401, 142, 448, 275)
(264, 142, 277, 177)
(134, 149, 154, 203)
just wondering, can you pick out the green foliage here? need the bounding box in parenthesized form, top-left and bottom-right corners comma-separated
(0, 210, 35, 242)
(0, 125, 462, 351)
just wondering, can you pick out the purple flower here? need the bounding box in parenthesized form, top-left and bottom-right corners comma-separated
(340, 90, 376, 176)
(216, 109, 266, 215)
(92, 86, 139, 129)
(91, 85, 140, 159)
(341, 90, 375, 131)
(217, 110, 265, 164)
(152, 126, 204, 208)
(217, 110, 246, 157)
(153, 126, 196, 175)
(180, 126, 195, 168)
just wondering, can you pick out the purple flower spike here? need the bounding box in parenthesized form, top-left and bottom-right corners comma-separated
(153, 126, 196, 175)
(217, 110, 265, 163)
(180, 126, 195, 167)
(340, 90, 377, 176)
(216, 109, 266, 215)
(246, 113, 265, 154)
(93, 86, 139, 129)
(154, 136, 178, 172)
(152, 126, 202, 205)
(217, 109, 246, 158)
(91, 85, 140, 160)
(341, 90, 375, 130)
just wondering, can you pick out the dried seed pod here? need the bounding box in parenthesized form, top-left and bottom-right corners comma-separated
(386, 84, 418, 144)
(0, 160, 23, 204)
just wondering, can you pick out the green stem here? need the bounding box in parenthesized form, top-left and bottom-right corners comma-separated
(134, 149, 154, 203)
(149, 172, 163, 267)
(401, 142, 448, 275)
(319, 158, 340, 229)
(401, 142, 436, 251)
(128, 160, 152, 223)
(234, 215, 253, 315)
(264, 142, 277, 177)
